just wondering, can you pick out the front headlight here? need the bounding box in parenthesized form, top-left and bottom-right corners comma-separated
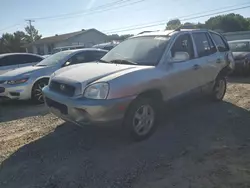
(83, 82, 109, 99)
(7, 78, 29, 85)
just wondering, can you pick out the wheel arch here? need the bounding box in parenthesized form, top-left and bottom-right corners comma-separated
(32, 76, 50, 89)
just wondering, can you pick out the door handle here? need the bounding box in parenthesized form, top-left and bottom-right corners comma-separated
(193, 64, 200, 70)
(216, 59, 222, 64)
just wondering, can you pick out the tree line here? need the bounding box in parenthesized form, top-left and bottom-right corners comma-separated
(0, 25, 42, 54)
(166, 13, 250, 32)
(1, 13, 250, 54)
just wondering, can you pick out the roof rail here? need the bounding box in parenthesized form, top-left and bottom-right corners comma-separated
(137, 31, 153, 35)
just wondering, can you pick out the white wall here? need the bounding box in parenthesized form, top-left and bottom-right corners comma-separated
(55, 30, 108, 48)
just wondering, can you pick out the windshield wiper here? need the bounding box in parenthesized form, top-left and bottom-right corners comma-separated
(98, 59, 111, 64)
(36, 65, 47, 67)
(110, 59, 137, 65)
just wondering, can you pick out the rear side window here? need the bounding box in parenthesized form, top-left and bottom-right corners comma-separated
(0, 55, 20, 66)
(210, 33, 229, 52)
(0, 57, 5, 66)
(0, 54, 43, 66)
(21, 55, 43, 63)
(192, 32, 217, 57)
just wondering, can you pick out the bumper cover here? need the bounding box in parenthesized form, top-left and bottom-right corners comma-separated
(42, 86, 135, 126)
(0, 82, 33, 100)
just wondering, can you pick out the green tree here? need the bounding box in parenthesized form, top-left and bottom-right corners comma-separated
(205, 13, 250, 32)
(166, 19, 181, 30)
(0, 31, 26, 53)
(24, 25, 42, 43)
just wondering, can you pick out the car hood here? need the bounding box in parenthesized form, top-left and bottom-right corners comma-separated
(53, 62, 146, 84)
(0, 65, 53, 80)
(232, 52, 250, 60)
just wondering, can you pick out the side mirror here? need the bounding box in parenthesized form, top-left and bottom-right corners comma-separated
(171, 52, 190, 63)
(64, 61, 71, 66)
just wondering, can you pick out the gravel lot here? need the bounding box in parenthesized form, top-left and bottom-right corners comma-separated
(0, 77, 250, 188)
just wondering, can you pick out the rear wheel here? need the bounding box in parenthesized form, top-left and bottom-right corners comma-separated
(211, 76, 227, 101)
(32, 79, 49, 104)
(123, 97, 158, 141)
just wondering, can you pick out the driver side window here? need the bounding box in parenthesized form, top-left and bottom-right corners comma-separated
(71, 52, 86, 64)
(170, 34, 194, 60)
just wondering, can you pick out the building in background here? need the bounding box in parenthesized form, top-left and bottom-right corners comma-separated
(25, 29, 109, 55)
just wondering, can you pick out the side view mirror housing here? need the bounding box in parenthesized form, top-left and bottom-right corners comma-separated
(171, 52, 190, 63)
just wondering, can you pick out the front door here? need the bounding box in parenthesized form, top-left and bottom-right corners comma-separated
(162, 33, 202, 100)
(191, 32, 220, 86)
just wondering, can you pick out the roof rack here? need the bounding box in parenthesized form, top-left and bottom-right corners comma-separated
(137, 31, 153, 35)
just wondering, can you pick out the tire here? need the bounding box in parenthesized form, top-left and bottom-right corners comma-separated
(31, 79, 49, 104)
(123, 97, 158, 141)
(211, 76, 227, 101)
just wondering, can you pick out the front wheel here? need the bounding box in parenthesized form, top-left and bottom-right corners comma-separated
(211, 76, 227, 101)
(31, 79, 49, 104)
(123, 97, 158, 141)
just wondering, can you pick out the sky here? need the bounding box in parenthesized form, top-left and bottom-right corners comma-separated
(0, 0, 250, 37)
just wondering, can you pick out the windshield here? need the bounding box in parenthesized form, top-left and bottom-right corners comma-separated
(229, 41, 250, 52)
(101, 36, 170, 66)
(36, 51, 73, 66)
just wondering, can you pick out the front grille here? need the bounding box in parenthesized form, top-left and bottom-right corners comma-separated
(45, 97, 68, 115)
(49, 81, 75, 97)
(0, 87, 5, 93)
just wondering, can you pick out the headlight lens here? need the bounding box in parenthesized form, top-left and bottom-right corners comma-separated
(7, 78, 29, 85)
(83, 83, 109, 99)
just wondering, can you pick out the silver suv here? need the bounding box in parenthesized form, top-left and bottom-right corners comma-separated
(43, 29, 235, 141)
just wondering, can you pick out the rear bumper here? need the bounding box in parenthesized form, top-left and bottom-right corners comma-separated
(42, 86, 135, 126)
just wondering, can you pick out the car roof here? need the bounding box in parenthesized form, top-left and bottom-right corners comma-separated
(132, 29, 214, 38)
(0, 53, 44, 58)
(60, 48, 109, 53)
(228, 39, 250, 43)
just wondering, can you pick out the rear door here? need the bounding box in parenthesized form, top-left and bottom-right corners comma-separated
(191, 31, 218, 85)
(210, 32, 230, 72)
(0, 55, 19, 75)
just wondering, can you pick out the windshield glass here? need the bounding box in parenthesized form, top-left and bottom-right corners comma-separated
(101, 36, 170, 66)
(36, 51, 73, 66)
(229, 41, 250, 52)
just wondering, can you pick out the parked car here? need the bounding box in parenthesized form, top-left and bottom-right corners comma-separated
(228, 40, 250, 75)
(52, 45, 86, 54)
(0, 48, 107, 103)
(92, 42, 119, 51)
(0, 53, 44, 75)
(42, 29, 235, 141)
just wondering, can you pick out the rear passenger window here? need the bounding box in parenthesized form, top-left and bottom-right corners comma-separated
(171, 34, 194, 59)
(18, 55, 43, 64)
(1, 56, 20, 66)
(23, 55, 43, 63)
(192, 33, 216, 57)
(210, 33, 229, 52)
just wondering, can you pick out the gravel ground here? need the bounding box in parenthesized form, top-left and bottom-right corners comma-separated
(0, 77, 250, 188)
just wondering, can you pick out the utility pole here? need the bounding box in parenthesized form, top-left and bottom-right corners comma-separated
(25, 19, 35, 42)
